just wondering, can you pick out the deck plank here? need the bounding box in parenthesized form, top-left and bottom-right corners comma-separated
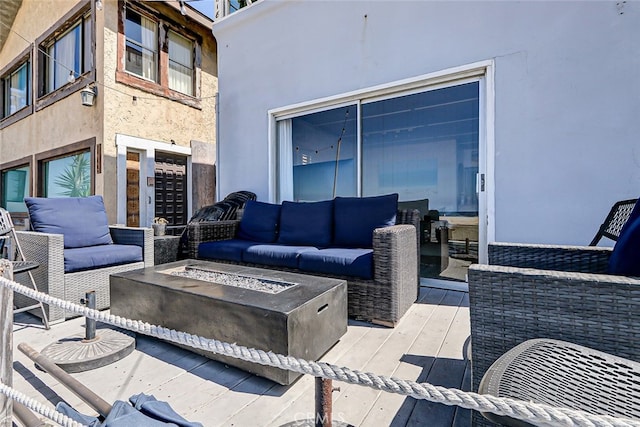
(10, 285, 472, 427)
(359, 289, 467, 427)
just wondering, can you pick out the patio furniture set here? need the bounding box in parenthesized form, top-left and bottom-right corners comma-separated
(6, 193, 640, 425)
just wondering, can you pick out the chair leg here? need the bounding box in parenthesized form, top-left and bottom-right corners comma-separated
(13, 270, 50, 329)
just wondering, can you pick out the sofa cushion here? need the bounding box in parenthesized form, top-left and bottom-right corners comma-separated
(243, 244, 319, 269)
(64, 244, 142, 273)
(298, 248, 374, 279)
(333, 194, 398, 248)
(198, 239, 257, 263)
(278, 200, 333, 247)
(25, 196, 113, 249)
(237, 201, 281, 243)
(608, 216, 640, 276)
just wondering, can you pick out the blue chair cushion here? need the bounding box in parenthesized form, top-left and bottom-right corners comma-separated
(608, 216, 640, 276)
(278, 200, 333, 247)
(243, 244, 319, 269)
(333, 194, 398, 248)
(298, 248, 374, 279)
(25, 196, 113, 249)
(64, 244, 142, 273)
(237, 201, 281, 243)
(198, 239, 257, 263)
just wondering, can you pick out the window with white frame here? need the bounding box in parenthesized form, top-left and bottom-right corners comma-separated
(276, 81, 480, 215)
(1, 61, 30, 118)
(42, 13, 92, 94)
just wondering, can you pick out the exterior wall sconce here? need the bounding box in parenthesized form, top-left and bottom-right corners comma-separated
(81, 86, 98, 107)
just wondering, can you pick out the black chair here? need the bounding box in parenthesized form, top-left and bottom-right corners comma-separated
(589, 198, 638, 245)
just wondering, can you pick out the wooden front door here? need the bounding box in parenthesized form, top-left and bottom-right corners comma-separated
(154, 153, 187, 229)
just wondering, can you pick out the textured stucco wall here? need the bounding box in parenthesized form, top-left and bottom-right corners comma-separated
(1, 0, 217, 223)
(0, 0, 99, 164)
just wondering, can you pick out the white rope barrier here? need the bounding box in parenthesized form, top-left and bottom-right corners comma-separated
(3, 277, 640, 427)
(0, 382, 87, 427)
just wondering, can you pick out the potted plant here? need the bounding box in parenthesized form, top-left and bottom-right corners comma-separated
(152, 217, 168, 236)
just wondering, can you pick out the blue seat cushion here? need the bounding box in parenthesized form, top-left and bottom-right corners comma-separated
(278, 200, 333, 247)
(243, 244, 319, 269)
(298, 248, 374, 279)
(198, 239, 257, 263)
(237, 201, 281, 243)
(333, 194, 398, 248)
(64, 244, 142, 273)
(25, 196, 113, 249)
(608, 216, 640, 276)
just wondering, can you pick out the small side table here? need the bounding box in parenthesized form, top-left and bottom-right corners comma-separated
(479, 339, 640, 426)
(153, 235, 181, 265)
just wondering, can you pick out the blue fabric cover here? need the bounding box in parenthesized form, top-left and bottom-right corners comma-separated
(25, 196, 113, 249)
(278, 200, 333, 247)
(198, 239, 256, 263)
(237, 200, 281, 243)
(56, 394, 203, 427)
(64, 244, 142, 273)
(243, 244, 319, 269)
(333, 194, 398, 248)
(608, 216, 640, 276)
(298, 248, 374, 279)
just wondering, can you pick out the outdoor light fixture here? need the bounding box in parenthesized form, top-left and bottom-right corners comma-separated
(80, 85, 98, 107)
(96, 0, 103, 10)
(180, 1, 187, 15)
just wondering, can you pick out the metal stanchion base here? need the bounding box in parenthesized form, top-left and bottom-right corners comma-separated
(279, 421, 353, 427)
(39, 328, 135, 373)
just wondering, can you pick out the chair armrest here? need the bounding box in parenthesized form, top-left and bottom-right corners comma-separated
(489, 242, 612, 274)
(468, 263, 640, 397)
(187, 220, 240, 259)
(396, 209, 421, 283)
(14, 230, 66, 321)
(372, 224, 419, 320)
(110, 226, 154, 267)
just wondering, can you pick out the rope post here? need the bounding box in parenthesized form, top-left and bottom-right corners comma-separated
(315, 377, 332, 427)
(0, 260, 13, 427)
(81, 292, 97, 341)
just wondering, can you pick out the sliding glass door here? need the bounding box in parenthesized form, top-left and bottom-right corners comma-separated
(276, 80, 481, 281)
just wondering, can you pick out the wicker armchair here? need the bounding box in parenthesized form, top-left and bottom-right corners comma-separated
(186, 209, 420, 327)
(468, 242, 640, 426)
(14, 226, 153, 323)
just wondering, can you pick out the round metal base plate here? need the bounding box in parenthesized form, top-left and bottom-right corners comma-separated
(40, 328, 135, 373)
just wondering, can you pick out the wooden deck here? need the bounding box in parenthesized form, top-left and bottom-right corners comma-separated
(10, 285, 471, 426)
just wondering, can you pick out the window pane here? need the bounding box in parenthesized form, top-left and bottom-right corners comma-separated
(125, 9, 157, 81)
(281, 106, 357, 202)
(362, 82, 479, 214)
(2, 62, 29, 118)
(168, 31, 193, 95)
(44, 152, 91, 197)
(47, 23, 81, 92)
(1, 166, 30, 213)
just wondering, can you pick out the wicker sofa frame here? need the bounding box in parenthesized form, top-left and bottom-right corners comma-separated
(186, 210, 420, 327)
(14, 226, 154, 323)
(468, 242, 640, 426)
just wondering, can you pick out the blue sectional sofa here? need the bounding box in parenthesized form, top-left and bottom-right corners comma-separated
(188, 194, 420, 326)
(14, 196, 153, 322)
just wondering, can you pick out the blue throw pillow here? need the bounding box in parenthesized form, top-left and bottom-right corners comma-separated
(278, 200, 333, 247)
(25, 196, 113, 249)
(237, 200, 281, 243)
(333, 194, 398, 248)
(608, 216, 640, 276)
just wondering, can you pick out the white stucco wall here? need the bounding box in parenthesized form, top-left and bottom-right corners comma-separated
(213, 0, 640, 245)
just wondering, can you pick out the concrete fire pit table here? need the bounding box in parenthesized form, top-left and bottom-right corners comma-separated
(110, 260, 347, 385)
